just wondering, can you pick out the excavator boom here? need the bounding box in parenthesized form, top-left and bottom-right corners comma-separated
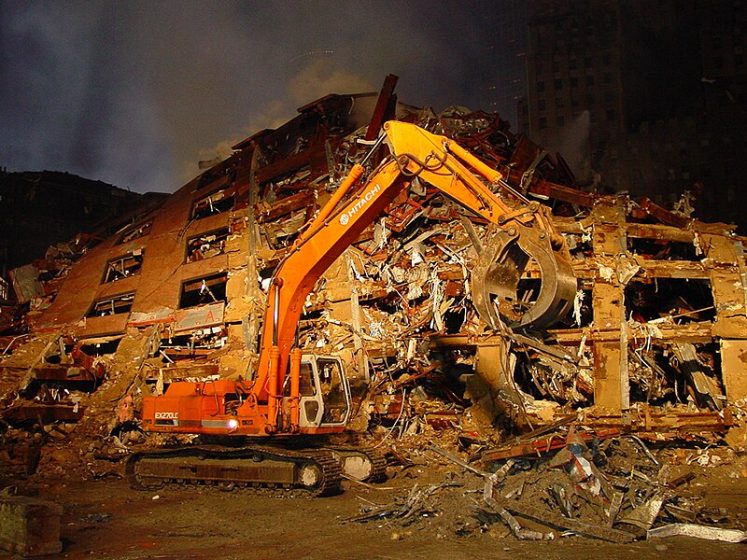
(142, 120, 576, 439)
(134, 120, 576, 494)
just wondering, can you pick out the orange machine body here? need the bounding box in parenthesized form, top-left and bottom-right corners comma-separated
(141, 121, 575, 439)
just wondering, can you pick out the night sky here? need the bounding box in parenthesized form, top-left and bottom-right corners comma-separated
(0, 1, 525, 193)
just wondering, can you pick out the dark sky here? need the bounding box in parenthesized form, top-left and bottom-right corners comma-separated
(0, 0, 527, 193)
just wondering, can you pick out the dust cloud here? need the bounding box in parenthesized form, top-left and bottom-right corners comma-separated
(0, 1, 525, 192)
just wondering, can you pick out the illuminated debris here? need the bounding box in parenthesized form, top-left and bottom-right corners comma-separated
(0, 77, 745, 477)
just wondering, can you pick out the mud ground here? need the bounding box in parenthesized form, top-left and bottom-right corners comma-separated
(2, 453, 746, 560)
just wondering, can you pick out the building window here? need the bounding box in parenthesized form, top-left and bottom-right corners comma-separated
(603, 73, 612, 84)
(556, 96, 565, 108)
(118, 221, 152, 245)
(554, 79, 563, 90)
(586, 76, 595, 87)
(570, 77, 578, 88)
(103, 250, 144, 283)
(185, 228, 230, 263)
(606, 109, 616, 121)
(584, 56, 592, 68)
(0, 277, 8, 302)
(557, 116, 565, 126)
(539, 117, 547, 129)
(538, 99, 546, 111)
(179, 272, 228, 309)
(191, 188, 235, 220)
(537, 81, 545, 93)
(602, 53, 611, 66)
(87, 293, 135, 317)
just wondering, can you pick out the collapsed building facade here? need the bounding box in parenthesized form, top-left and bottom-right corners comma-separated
(1, 76, 746, 470)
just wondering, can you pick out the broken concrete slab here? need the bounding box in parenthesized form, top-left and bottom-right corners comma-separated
(647, 523, 747, 543)
(0, 495, 63, 556)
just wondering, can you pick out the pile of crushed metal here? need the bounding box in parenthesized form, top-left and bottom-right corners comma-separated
(345, 424, 747, 545)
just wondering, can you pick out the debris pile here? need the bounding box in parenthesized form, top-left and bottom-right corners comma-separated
(347, 426, 747, 544)
(0, 76, 745, 512)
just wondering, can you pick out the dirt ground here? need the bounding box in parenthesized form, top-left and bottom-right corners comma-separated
(2, 447, 746, 560)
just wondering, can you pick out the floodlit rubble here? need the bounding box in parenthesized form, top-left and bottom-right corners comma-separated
(344, 427, 747, 544)
(1, 76, 747, 543)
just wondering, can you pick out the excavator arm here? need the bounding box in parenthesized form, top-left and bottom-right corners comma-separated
(254, 121, 576, 432)
(135, 120, 576, 494)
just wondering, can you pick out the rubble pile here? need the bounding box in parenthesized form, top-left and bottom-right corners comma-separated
(0, 77, 746, 533)
(347, 426, 747, 544)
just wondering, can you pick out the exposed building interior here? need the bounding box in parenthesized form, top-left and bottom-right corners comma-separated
(1, 1, 747, 557)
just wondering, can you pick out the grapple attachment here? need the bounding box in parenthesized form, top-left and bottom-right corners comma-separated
(471, 219, 576, 331)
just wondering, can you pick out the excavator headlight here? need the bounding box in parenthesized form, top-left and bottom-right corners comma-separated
(227, 418, 239, 431)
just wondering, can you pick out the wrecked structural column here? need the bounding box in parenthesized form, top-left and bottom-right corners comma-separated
(77, 326, 159, 437)
(220, 212, 254, 377)
(703, 228, 747, 402)
(242, 145, 266, 364)
(474, 338, 526, 428)
(590, 197, 629, 416)
(345, 251, 367, 380)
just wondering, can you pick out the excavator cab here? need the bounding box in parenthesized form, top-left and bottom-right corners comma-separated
(289, 355, 351, 430)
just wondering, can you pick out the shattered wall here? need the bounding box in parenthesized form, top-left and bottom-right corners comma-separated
(1, 77, 745, 449)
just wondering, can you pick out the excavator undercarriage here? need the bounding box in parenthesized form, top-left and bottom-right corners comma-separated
(126, 439, 386, 496)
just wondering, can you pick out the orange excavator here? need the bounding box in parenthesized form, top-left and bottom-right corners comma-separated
(128, 121, 576, 495)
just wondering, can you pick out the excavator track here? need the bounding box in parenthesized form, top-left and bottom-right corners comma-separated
(324, 444, 387, 483)
(125, 444, 342, 497)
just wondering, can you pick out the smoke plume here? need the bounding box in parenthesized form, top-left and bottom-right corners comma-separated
(0, 0, 525, 192)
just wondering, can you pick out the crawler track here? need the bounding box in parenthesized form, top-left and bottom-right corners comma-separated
(125, 444, 342, 497)
(325, 444, 388, 483)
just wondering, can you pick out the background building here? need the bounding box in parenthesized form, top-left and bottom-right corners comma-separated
(519, 0, 747, 229)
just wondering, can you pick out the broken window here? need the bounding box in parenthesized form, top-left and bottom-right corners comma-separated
(191, 188, 235, 220)
(44, 337, 74, 365)
(627, 237, 700, 261)
(86, 292, 135, 317)
(179, 272, 228, 308)
(160, 327, 227, 361)
(261, 209, 306, 250)
(185, 227, 230, 262)
(629, 341, 724, 410)
(103, 250, 144, 283)
(79, 338, 121, 356)
(625, 278, 715, 323)
(118, 221, 152, 244)
(513, 345, 594, 408)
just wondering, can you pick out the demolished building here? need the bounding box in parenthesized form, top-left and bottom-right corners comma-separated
(1, 76, 746, 473)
